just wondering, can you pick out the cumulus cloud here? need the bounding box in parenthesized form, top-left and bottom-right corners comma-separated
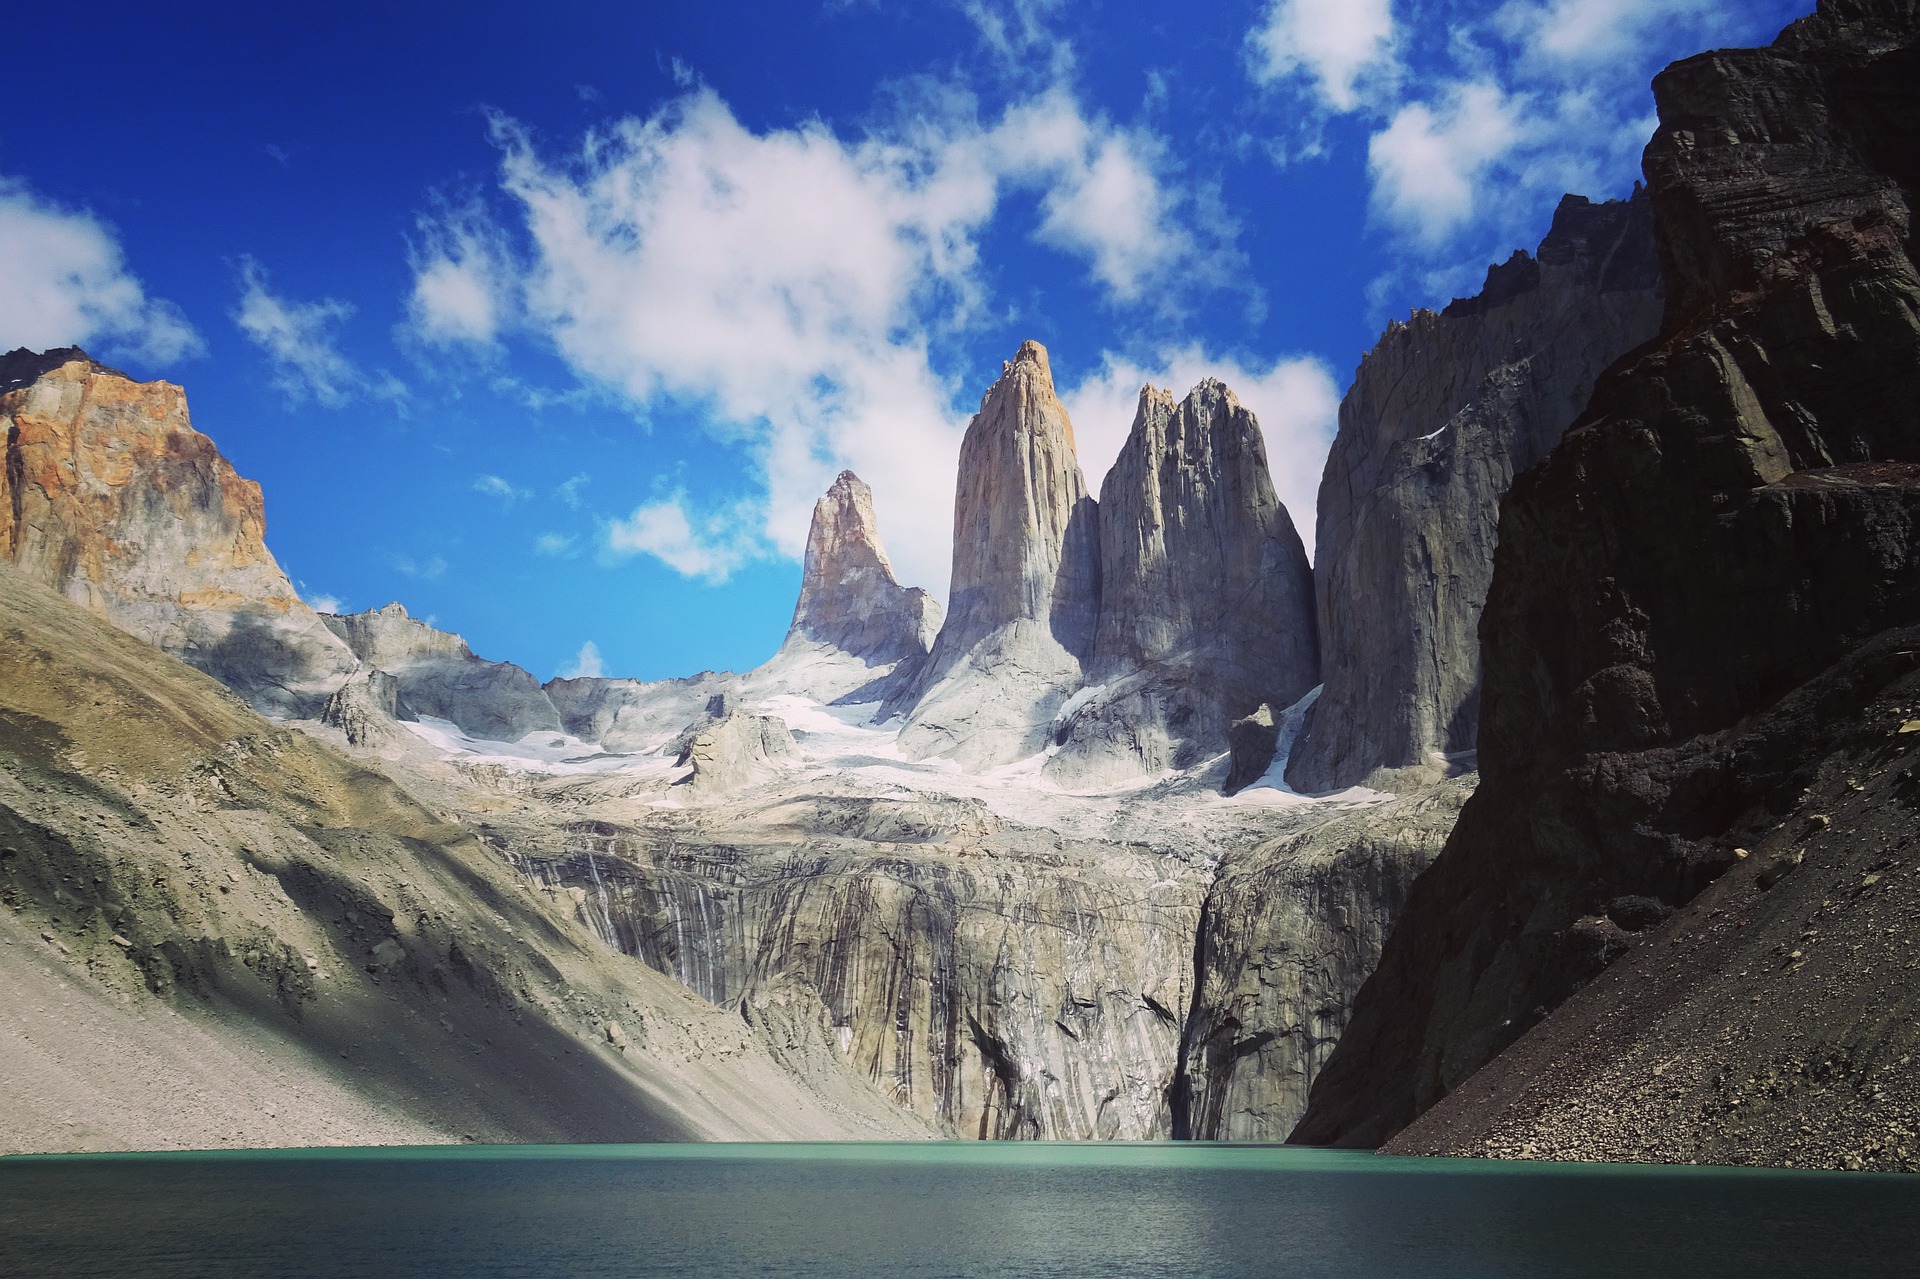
(1495, 0, 1731, 68)
(235, 258, 405, 407)
(404, 201, 513, 347)
(301, 589, 343, 614)
(1248, 0, 1400, 113)
(1368, 80, 1527, 247)
(432, 86, 1222, 595)
(0, 175, 204, 364)
(1061, 347, 1340, 559)
(559, 640, 605, 679)
(605, 493, 764, 583)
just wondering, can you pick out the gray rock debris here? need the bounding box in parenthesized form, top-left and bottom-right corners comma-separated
(675, 712, 800, 796)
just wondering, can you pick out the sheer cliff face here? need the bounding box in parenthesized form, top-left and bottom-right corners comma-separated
(785, 471, 941, 664)
(892, 340, 1102, 769)
(1287, 193, 1665, 794)
(759, 470, 942, 704)
(1295, 0, 1920, 1150)
(0, 349, 355, 715)
(1047, 379, 1317, 787)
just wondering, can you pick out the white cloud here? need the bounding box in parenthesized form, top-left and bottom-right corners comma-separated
(556, 473, 590, 508)
(559, 640, 605, 679)
(1248, 0, 1400, 113)
(234, 258, 405, 407)
(405, 202, 512, 346)
(1061, 347, 1340, 559)
(1367, 80, 1527, 247)
(301, 589, 343, 614)
(474, 473, 530, 502)
(1495, 0, 1725, 68)
(605, 493, 763, 583)
(534, 532, 578, 557)
(959, 0, 1073, 76)
(453, 87, 1220, 597)
(0, 175, 204, 364)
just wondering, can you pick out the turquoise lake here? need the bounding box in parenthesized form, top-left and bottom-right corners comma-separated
(2, 1142, 1914, 1277)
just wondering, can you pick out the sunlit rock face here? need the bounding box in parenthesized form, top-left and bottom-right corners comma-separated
(754, 470, 942, 705)
(889, 340, 1102, 769)
(0, 348, 357, 715)
(1047, 378, 1318, 789)
(510, 790, 1211, 1140)
(1287, 191, 1665, 794)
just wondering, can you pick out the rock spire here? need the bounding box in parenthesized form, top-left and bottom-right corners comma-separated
(1047, 378, 1317, 787)
(889, 340, 1101, 768)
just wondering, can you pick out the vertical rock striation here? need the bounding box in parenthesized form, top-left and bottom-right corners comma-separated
(1293, 0, 1920, 1150)
(0, 348, 357, 715)
(1047, 379, 1317, 788)
(1287, 192, 1664, 793)
(754, 470, 942, 704)
(890, 341, 1101, 768)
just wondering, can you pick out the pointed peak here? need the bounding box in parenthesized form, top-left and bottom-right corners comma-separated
(826, 469, 871, 501)
(1002, 339, 1053, 386)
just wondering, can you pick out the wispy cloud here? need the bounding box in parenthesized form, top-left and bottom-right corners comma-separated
(1247, 0, 1400, 114)
(556, 473, 590, 508)
(605, 492, 763, 583)
(234, 257, 405, 407)
(0, 174, 204, 365)
(394, 554, 448, 580)
(558, 640, 605, 679)
(404, 198, 514, 348)
(402, 83, 1235, 596)
(534, 532, 578, 557)
(473, 473, 530, 502)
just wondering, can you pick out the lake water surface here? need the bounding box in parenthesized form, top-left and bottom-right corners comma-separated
(2, 1142, 1913, 1278)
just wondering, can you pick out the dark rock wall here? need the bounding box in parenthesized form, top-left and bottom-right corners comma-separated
(1293, 0, 1920, 1149)
(1288, 193, 1664, 794)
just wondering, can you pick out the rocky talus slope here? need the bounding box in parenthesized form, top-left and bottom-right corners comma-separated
(0, 562, 926, 1153)
(761, 470, 942, 703)
(890, 340, 1102, 769)
(1293, 0, 1920, 1168)
(1288, 192, 1664, 793)
(0, 348, 356, 716)
(1047, 379, 1318, 789)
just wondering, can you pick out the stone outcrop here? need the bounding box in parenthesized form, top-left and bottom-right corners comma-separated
(322, 603, 561, 742)
(1286, 192, 1665, 793)
(1293, 0, 1920, 1151)
(0, 348, 356, 715)
(674, 711, 799, 796)
(889, 341, 1101, 769)
(1048, 379, 1317, 788)
(754, 470, 941, 704)
(1174, 779, 1471, 1139)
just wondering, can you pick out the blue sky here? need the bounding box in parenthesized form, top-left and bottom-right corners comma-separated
(2, 0, 1808, 682)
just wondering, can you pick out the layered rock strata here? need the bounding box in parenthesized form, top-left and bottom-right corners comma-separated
(0, 349, 356, 715)
(890, 341, 1101, 769)
(1294, 0, 1920, 1152)
(1287, 192, 1664, 793)
(1047, 380, 1318, 788)
(757, 471, 941, 704)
